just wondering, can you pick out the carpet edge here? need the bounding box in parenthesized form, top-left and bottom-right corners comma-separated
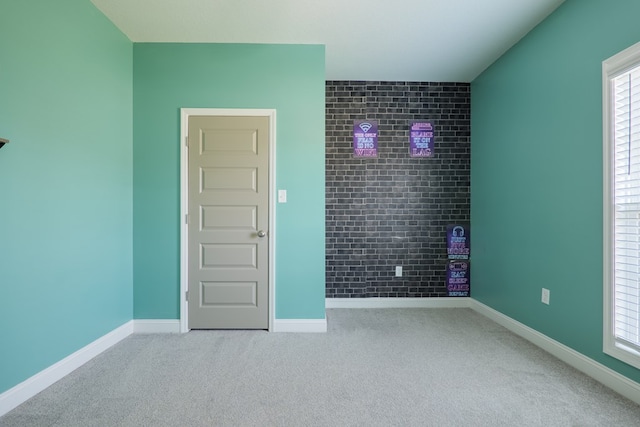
(325, 297, 472, 309)
(0, 320, 134, 417)
(273, 318, 327, 333)
(470, 299, 640, 406)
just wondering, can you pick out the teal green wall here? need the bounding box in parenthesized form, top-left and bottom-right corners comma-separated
(133, 44, 326, 320)
(0, 1, 133, 393)
(472, 0, 640, 382)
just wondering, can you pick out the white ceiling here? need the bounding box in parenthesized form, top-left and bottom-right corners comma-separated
(91, 0, 565, 82)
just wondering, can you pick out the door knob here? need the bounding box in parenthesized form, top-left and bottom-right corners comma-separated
(257, 230, 267, 238)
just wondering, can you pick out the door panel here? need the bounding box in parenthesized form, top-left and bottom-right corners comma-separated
(201, 244, 257, 269)
(201, 167, 257, 192)
(188, 115, 269, 329)
(200, 281, 257, 306)
(201, 205, 257, 230)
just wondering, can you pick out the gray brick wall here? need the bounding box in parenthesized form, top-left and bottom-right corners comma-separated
(326, 81, 471, 298)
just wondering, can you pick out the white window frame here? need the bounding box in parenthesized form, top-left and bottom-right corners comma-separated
(603, 41, 640, 370)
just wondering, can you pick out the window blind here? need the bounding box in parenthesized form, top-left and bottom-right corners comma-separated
(613, 66, 640, 352)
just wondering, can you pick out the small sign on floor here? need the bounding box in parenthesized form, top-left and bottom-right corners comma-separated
(446, 260, 470, 297)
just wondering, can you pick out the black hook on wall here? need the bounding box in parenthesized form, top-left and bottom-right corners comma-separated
(0, 138, 9, 149)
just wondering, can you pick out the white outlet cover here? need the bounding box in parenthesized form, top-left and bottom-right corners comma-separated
(278, 189, 287, 203)
(541, 288, 550, 305)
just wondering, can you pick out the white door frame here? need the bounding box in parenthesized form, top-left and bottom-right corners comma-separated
(180, 108, 276, 332)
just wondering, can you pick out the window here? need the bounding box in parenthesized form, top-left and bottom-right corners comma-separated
(604, 41, 640, 369)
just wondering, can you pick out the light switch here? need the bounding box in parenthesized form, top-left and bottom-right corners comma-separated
(278, 189, 287, 203)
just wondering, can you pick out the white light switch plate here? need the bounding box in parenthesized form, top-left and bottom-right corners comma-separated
(278, 190, 287, 203)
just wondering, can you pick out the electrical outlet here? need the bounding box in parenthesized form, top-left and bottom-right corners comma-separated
(395, 266, 403, 277)
(541, 288, 550, 305)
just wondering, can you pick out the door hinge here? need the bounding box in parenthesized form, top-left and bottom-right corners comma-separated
(185, 290, 189, 301)
(185, 135, 189, 147)
(185, 214, 189, 224)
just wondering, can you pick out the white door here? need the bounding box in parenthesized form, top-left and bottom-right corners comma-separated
(187, 115, 270, 329)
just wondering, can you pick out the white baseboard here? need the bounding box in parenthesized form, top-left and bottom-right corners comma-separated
(0, 316, 327, 416)
(5, 304, 639, 416)
(272, 318, 327, 333)
(0, 321, 134, 417)
(469, 299, 640, 406)
(133, 319, 181, 333)
(326, 297, 471, 309)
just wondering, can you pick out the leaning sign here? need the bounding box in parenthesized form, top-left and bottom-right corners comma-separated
(446, 224, 470, 297)
(446, 224, 470, 260)
(446, 260, 470, 297)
